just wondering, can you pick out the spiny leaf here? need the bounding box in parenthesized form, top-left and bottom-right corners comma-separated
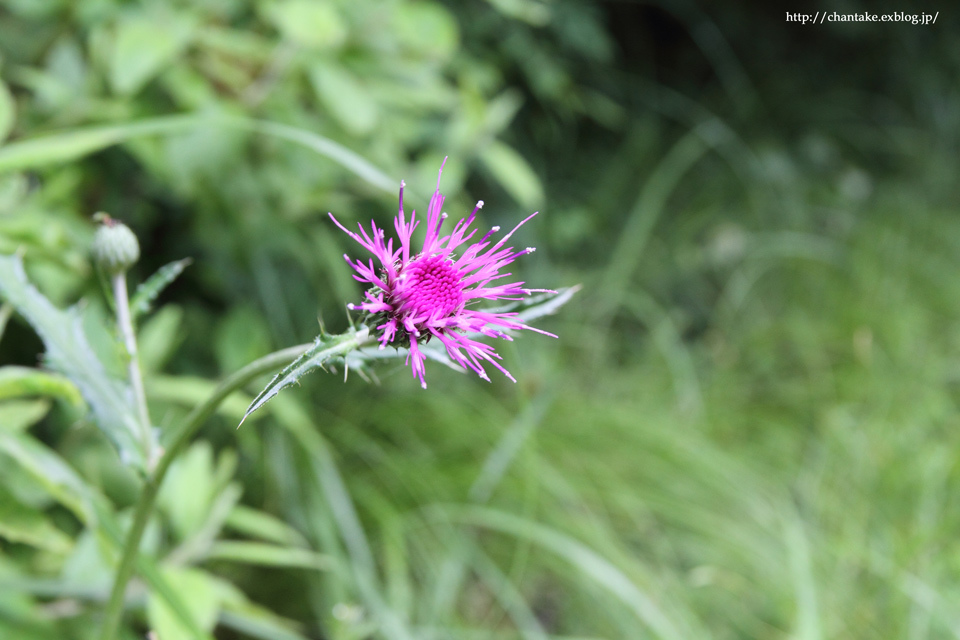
(131, 257, 192, 320)
(0, 254, 157, 470)
(488, 285, 581, 322)
(240, 326, 370, 426)
(345, 287, 578, 372)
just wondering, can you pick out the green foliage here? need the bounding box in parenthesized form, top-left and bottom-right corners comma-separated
(1, 0, 958, 639)
(0, 254, 157, 470)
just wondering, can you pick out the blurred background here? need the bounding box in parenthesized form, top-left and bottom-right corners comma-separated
(1, 0, 959, 638)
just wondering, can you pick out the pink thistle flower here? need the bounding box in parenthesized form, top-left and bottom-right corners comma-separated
(329, 159, 556, 388)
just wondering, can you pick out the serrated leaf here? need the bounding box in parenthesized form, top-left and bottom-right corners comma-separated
(487, 285, 581, 322)
(0, 254, 157, 470)
(0, 365, 85, 408)
(240, 326, 370, 426)
(130, 258, 192, 319)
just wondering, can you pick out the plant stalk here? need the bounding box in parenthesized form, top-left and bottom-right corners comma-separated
(98, 338, 359, 640)
(111, 272, 153, 464)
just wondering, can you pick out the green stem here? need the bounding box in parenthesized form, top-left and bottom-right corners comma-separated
(112, 272, 153, 465)
(98, 342, 313, 640)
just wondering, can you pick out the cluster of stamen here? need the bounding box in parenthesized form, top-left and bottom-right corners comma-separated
(396, 254, 464, 318)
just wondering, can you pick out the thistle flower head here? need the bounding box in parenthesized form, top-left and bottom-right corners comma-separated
(330, 159, 556, 388)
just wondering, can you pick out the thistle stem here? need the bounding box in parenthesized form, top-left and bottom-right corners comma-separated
(111, 272, 153, 466)
(99, 342, 313, 640)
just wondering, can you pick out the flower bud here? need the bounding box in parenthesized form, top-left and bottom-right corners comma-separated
(92, 213, 140, 275)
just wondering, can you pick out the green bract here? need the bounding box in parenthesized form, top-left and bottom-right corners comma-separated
(92, 215, 141, 275)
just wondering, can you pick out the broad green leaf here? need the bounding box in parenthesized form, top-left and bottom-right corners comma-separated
(480, 141, 545, 210)
(309, 63, 378, 136)
(0, 254, 157, 470)
(0, 484, 72, 552)
(157, 441, 218, 540)
(240, 325, 370, 425)
(0, 399, 51, 432)
(0, 365, 85, 408)
(206, 541, 333, 570)
(110, 13, 195, 95)
(147, 566, 221, 640)
(130, 258, 192, 319)
(263, 0, 347, 50)
(0, 79, 15, 143)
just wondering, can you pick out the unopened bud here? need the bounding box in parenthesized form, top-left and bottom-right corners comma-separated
(92, 213, 140, 274)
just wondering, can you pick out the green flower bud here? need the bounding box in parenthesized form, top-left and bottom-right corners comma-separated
(92, 213, 140, 275)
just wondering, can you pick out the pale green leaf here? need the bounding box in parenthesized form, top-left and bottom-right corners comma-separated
(394, 2, 459, 60)
(110, 13, 195, 95)
(224, 504, 309, 547)
(157, 441, 217, 541)
(147, 566, 221, 640)
(263, 0, 347, 50)
(309, 63, 378, 136)
(480, 141, 545, 210)
(0, 254, 157, 470)
(240, 326, 370, 425)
